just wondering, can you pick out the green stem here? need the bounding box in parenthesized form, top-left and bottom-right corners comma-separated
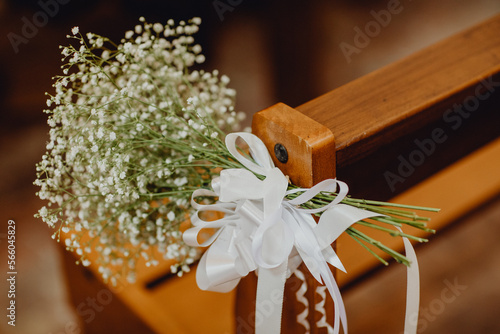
(346, 227, 411, 266)
(343, 197, 440, 212)
(355, 220, 428, 243)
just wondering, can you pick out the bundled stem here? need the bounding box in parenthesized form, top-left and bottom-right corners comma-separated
(284, 187, 438, 266)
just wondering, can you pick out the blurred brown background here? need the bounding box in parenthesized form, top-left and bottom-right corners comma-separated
(1, 0, 500, 333)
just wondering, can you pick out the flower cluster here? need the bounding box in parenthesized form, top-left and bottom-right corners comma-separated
(35, 18, 246, 284)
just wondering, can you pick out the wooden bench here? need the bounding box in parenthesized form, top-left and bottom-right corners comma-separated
(62, 13, 500, 333)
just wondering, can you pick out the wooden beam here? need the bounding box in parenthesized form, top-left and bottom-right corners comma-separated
(296, 14, 500, 169)
(296, 14, 500, 199)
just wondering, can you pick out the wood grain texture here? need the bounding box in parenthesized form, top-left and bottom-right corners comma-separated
(252, 102, 336, 187)
(296, 13, 500, 169)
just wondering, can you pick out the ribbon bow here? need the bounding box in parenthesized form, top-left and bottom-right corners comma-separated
(183, 132, 419, 334)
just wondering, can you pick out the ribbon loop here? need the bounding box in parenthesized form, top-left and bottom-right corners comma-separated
(225, 132, 275, 175)
(183, 132, 420, 334)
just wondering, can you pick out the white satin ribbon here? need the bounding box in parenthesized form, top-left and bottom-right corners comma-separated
(182, 132, 419, 334)
(400, 226, 420, 334)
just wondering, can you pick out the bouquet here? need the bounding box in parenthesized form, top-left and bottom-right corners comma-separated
(34, 18, 437, 291)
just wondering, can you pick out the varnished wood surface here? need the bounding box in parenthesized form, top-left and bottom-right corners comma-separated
(252, 102, 336, 187)
(296, 14, 500, 169)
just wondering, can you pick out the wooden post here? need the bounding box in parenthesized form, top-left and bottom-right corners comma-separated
(234, 103, 336, 333)
(252, 102, 336, 188)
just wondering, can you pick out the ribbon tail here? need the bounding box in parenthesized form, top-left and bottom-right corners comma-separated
(255, 262, 288, 334)
(284, 205, 349, 333)
(317, 255, 347, 334)
(399, 227, 420, 334)
(315, 204, 385, 249)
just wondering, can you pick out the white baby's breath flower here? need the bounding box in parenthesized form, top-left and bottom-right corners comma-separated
(35, 18, 245, 284)
(71, 26, 79, 35)
(195, 54, 205, 64)
(167, 211, 175, 221)
(153, 23, 164, 33)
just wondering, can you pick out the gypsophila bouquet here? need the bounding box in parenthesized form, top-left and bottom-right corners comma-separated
(35, 18, 438, 286)
(35, 17, 247, 284)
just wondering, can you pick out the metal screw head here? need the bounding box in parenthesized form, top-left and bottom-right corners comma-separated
(274, 143, 288, 163)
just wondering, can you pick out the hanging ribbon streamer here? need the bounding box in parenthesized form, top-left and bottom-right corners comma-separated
(183, 132, 419, 334)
